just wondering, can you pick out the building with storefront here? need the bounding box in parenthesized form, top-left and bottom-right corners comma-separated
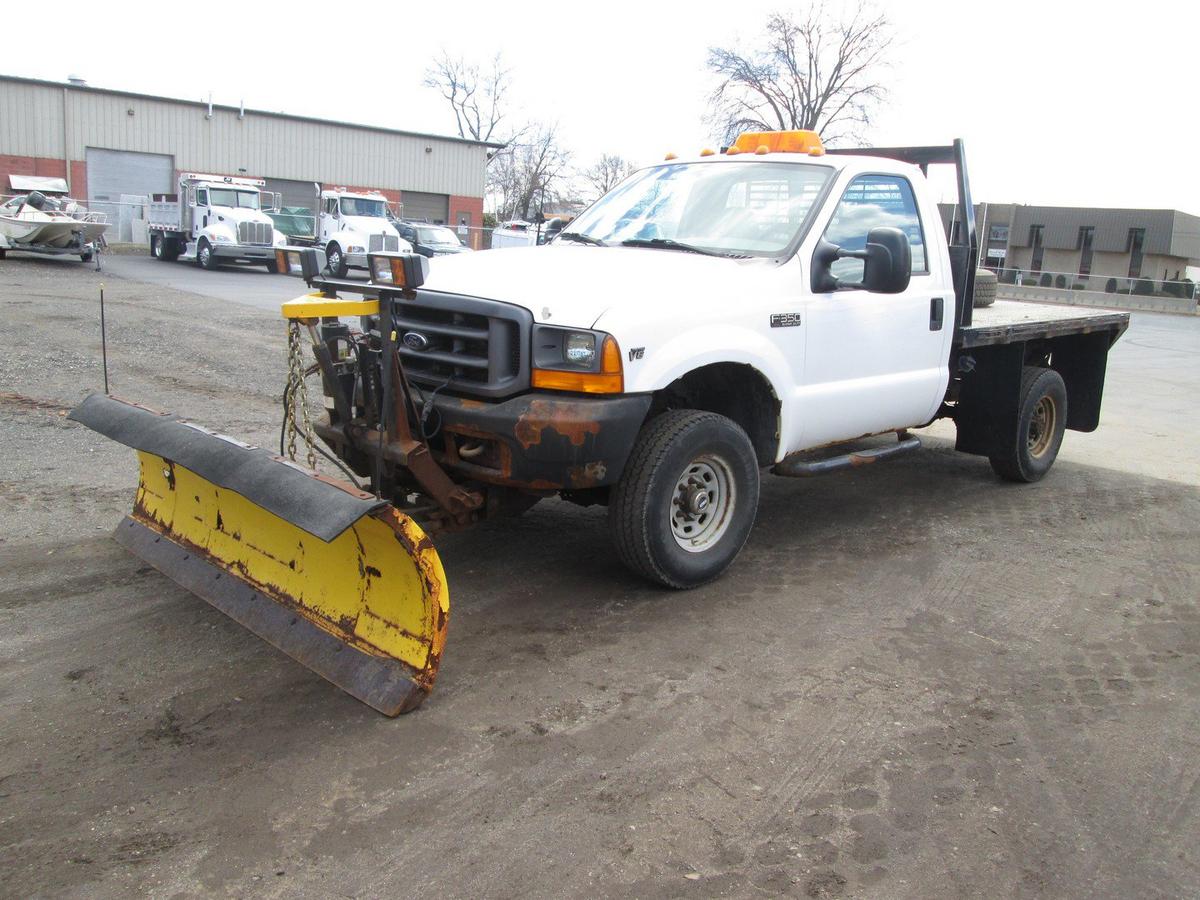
(939, 202, 1200, 292)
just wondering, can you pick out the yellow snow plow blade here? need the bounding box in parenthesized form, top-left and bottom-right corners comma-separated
(70, 394, 448, 715)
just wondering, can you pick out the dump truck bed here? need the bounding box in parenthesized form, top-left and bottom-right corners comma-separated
(956, 300, 1130, 349)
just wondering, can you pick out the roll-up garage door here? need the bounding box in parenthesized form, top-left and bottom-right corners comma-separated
(86, 148, 174, 241)
(400, 191, 449, 224)
(264, 178, 320, 239)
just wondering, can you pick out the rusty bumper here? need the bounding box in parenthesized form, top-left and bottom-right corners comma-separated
(429, 391, 653, 491)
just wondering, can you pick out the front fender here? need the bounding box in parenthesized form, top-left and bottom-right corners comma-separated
(613, 323, 793, 449)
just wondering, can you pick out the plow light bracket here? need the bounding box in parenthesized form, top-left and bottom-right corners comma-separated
(369, 251, 429, 290)
(275, 247, 325, 282)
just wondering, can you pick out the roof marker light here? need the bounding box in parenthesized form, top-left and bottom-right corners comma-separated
(732, 129, 825, 155)
(699, 148, 715, 157)
(664, 152, 678, 161)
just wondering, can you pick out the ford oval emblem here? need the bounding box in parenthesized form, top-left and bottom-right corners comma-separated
(402, 331, 430, 351)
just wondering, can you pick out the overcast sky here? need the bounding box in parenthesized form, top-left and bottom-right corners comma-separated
(4, 0, 1196, 211)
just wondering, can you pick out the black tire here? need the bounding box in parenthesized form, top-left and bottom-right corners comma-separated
(265, 259, 280, 274)
(80, 250, 94, 263)
(161, 237, 180, 262)
(151, 235, 163, 259)
(973, 268, 997, 308)
(197, 238, 218, 270)
(0, 248, 7, 260)
(609, 410, 759, 589)
(326, 242, 347, 278)
(989, 367, 1068, 483)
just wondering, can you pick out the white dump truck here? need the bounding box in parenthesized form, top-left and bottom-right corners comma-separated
(148, 174, 285, 271)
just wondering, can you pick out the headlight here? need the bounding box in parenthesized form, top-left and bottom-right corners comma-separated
(348, 245, 365, 253)
(212, 234, 232, 243)
(531, 325, 623, 394)
(564, 332, 597, 368)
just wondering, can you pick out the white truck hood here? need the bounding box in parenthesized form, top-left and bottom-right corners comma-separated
(215, 206, 274, 227)
(421, 245, 780, 328)
(340, 215, 399, 239)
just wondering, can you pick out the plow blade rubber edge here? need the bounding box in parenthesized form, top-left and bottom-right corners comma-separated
(70, 394, 449, 715)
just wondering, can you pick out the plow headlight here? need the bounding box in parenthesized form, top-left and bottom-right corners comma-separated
(531, 326, 623, 393)
(275, 247, 323, 280)
(368, 252, 429, 290)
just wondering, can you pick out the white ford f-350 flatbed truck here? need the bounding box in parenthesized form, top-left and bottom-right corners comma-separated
(290, 130, 1129, 588)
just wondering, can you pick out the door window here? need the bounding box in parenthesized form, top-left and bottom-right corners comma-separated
(822, 175, 927, 282)
(196, 188, 208, 206)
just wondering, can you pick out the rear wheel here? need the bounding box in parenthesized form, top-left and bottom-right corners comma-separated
(989, 367, 1068, 483)
(326, 242, 347, 278)
(610, 410, 759, 588)
(80, 250, 94, 262)
(197, 238, 218, 270)
(151, 235, 163, 259)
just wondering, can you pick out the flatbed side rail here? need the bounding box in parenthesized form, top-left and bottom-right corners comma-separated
(827, 139, 977, 331)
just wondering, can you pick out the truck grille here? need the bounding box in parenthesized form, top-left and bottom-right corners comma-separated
(237, 221, 273, 246)
(393, 291, 530, 399)
(368, 233, 400, 253)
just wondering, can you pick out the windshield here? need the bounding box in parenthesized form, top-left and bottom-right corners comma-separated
(417, 226, 460, 246)
(208, 189, 260, 210)
(340, 197, 387, 217)
(567, 161, 832, 257)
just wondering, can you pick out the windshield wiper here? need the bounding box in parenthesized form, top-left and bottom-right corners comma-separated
(556, 231, 606, 246)
(620, 237, 722, 257)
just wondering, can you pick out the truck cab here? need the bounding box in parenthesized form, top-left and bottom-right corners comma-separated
(317, 189, 410, 277)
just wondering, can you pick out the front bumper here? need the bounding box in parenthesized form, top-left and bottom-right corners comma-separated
(424, 390, 653, 491)
(213, 244, 276, 260)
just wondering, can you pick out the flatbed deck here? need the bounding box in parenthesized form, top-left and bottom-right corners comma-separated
(956, 300, 1130, 349)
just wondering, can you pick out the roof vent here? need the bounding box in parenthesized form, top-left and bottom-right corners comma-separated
(67, 74, 88, 86)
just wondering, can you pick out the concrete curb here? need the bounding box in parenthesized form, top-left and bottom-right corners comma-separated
(998, 284, 1199, 316)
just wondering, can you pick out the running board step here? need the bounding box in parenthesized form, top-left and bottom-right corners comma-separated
(773, 433, 922, 478)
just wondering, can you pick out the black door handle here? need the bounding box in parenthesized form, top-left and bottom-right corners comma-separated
(930, 297, 944, 331)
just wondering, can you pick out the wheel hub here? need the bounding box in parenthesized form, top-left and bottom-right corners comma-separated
(670, 456, 736, 553)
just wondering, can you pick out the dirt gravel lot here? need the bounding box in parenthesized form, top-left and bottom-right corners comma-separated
(1, 255, 1198, 899)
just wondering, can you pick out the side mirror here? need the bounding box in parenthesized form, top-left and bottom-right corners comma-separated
(811, 226, 912, 294)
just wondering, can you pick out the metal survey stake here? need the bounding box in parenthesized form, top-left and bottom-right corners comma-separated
(99, 284, 109, 393)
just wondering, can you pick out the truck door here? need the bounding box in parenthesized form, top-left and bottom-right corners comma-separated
(319, 196, 337, 242)
(799, 173, 950, 448)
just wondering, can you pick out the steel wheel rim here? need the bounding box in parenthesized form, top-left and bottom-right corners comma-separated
(1028, 395, 1056, 458)
(329, 248, 341, 271)
(669, 454, 736, 552)
(199, 244, 210, 265)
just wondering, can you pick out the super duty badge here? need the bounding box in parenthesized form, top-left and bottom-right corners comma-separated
(770, 313, 802, 328)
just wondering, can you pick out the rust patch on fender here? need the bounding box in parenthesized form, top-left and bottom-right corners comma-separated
(513, 398, 601, 450)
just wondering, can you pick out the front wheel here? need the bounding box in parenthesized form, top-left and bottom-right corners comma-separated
(609, 410, 760, 588)
(326, 243, 347, 278)
(989, 366, 1068, 483)
(197, 238, 218, 270)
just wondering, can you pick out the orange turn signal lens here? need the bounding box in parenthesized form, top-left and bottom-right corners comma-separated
(531, 336, 624, 394)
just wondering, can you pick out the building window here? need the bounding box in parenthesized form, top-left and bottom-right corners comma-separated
(1030, 225, 1045, 273)
(1078, 226, 1095, 275)
(1127, 228, 1145, 278)
(989, 223, 1009, 243)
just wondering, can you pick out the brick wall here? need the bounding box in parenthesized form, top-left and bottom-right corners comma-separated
(0, 154, 70, 196)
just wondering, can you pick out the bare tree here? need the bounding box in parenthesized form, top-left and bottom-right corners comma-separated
(422, 51, 514, 143)
(581, 154, 638, 200)
(489, 125, 572, 221)
(706, 3, 893, 146)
